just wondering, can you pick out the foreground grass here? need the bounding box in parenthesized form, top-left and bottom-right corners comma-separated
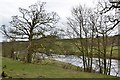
(2, 57, 117, 78)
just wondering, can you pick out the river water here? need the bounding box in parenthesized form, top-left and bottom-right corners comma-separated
(49, 54, 120, 77)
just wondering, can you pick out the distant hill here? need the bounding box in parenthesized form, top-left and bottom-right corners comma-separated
(1, 35, 119, 59)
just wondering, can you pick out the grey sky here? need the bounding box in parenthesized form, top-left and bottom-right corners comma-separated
(0, 0, 97, 42)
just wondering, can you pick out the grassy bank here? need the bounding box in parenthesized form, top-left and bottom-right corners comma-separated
(2, 57, 117, 78)
(2, 36, 119, 60)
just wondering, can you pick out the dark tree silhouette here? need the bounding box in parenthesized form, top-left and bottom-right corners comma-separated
(1, 1, 59, 63)
(1, 71, 8, 78)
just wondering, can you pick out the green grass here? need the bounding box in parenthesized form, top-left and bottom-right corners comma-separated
(2, 36, 119, 59)
(0, 56, 2, 74)
(2, 57, 117, 78)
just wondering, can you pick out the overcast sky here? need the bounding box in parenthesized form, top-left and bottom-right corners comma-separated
(0, 0, 97, 42)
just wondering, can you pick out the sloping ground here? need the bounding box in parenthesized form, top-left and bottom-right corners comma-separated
(2, 36, 119, 60)
(2, 57, 117, 78)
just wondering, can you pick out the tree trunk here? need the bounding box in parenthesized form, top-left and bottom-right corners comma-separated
(97, 34, 102, 73)
(27, 49, 32, 63)
(108, 37, 114, 75)
(103, 34, 107, 75)
(27, 36, 33, 63)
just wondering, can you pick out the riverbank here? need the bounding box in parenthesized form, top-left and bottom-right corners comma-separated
(2, 57, 117, 78)
(2, 36, 120, 60)
(50, 54, 120, 77)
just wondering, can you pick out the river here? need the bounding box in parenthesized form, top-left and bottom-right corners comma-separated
(48, 54, 120, 77)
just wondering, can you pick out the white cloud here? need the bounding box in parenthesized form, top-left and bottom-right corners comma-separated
(0, 0, 96, 24)
(0, 0, 97, 42)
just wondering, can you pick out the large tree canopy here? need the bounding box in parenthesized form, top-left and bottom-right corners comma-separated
(1, 1, 60, 63)
(1, 1, 59, 40)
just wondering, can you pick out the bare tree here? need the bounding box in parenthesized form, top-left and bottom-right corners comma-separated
(66, 5, 95, 72)
(66, 0, 118, 75)
(95, 0, 119, 75)
(1, 1, 59, 63)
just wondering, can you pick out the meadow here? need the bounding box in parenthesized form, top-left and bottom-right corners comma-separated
(1, 36, 120, 78)
(2, 57, 117, 78)
(2, 36, 119, 60)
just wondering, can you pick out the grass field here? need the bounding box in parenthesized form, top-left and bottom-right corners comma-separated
(2, 36, 119, 60)
(2, 57, 117, 78)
